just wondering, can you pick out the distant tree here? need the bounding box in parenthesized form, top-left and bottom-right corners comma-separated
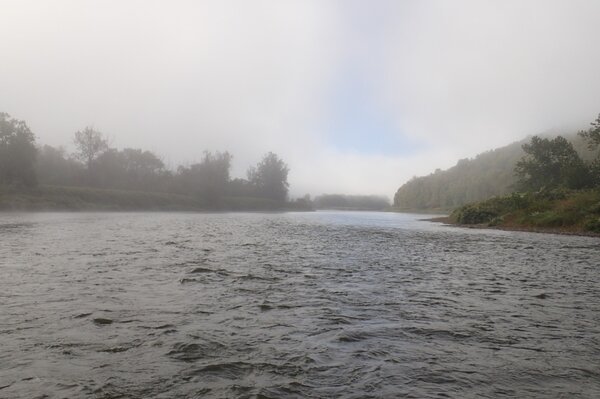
(177, 151, 232, 205)
(35, 145, 85, 186)
(121, 148, 164, 176)
(227, 177, 255, 197)
(248, 152, 289, 202)
(288, 194, 313, 210)
(393, 140, 526, 209)
(579, 113, 600, 186)
(94, 148, 165, 190)
(579, 113, 600, 152)
(515, 135, 591, 191)
(0, 112, 37, 187)
(73, 127, 109, 173)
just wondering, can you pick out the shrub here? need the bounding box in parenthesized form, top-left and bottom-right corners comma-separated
(584, 217, 600, 233)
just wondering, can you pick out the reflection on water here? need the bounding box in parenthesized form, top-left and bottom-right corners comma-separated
(1, 211, 599, 398)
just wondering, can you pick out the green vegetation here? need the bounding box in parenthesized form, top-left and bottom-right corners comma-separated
(445, 113, 600, 235)
(0, 185, 202, 211)
(247, 152, 290, 203)
(514, 136, 592, 191)
(450, 189, 600, 233)
(393, 134, 595, 211)
(0, 186, 313, 212)
(0, 113, 37, 187)
(394, 140, 526, 210)
(0, 112, 309, 212)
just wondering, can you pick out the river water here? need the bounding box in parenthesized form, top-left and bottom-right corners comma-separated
(1, 211, 599, 398)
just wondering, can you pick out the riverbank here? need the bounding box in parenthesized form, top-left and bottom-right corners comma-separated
(427, 216, 600, 238)
(0, 185, 312, 212)
(426, 189, 600, 237)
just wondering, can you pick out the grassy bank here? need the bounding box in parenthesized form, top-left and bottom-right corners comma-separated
(447, 189, 600, 235)
(0, 186, 312, 212)
(0, 185, 203, 211)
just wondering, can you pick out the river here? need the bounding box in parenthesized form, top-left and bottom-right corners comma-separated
(1, 211, 599, 398)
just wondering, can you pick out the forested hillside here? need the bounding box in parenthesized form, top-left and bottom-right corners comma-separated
(393, 133, 596, 211)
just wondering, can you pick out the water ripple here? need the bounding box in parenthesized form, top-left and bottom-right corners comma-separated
(1, 211, 599, 398)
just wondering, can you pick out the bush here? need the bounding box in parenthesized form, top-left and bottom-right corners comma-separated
(584, 217, 600, 232)
(451, 204, 498, 224)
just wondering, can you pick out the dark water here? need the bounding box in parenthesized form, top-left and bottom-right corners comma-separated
(1, 211, 600, 398)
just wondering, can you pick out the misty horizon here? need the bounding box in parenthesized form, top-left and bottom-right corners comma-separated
(2, 0, 600, 198)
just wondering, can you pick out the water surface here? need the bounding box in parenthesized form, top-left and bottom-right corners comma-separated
(1, 211, 599, 398)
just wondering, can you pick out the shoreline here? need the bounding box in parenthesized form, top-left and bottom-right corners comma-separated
(0, 186, 313, 213)
(425, 216, 600, 238)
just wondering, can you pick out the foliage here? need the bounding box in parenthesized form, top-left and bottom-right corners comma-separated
(35, 145, 85, 186)
(73, 126, 109, 172)
(176, 151, 232, 205)
(394, 140, 526, 210)
(579, 113, 600, 151)
(287, 194, 314, 211)
(394, 132, 597, 211)
(95, 147, 167, 191)
(584, 217, 600, 233)
(0, 112, 37, 187)
(579, 113, 600, 184)
(451, 192, 535, 224)
(247, 152, 289, 202)
(0, 112, 304, 211)
(514, 135, 592, 191)
(450, 189, 600, 233)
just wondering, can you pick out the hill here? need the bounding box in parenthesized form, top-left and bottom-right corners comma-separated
(393, 133, 595, 211)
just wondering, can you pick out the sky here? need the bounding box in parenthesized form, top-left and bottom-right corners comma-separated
(2, 0, 600, 198)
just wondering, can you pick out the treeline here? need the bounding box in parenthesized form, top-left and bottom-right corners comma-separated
(1, 112, 301, 209)
(513, 115, 600, 191)
(393, 129, 597, 210)
(394, 140, 526, 210)
(450, 114, 600, 233)
(313, 194, 390, 210)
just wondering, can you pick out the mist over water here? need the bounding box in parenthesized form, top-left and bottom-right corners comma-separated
(1, 211, 600, 398)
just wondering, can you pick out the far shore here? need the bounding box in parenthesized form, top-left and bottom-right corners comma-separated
(0, 185, 312, 213)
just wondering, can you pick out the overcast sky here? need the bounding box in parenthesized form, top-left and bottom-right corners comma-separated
(2, 0, 600, 197)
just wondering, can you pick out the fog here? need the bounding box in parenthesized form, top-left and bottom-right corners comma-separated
(2, 0, 600, 197)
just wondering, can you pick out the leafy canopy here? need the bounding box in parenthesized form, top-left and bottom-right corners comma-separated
(248, 152, 289, 202)
(514, 135, 591, 191)
(0, 112, 37, 187)
(73, 126, 108, 169)
(579, 113, 600, 151)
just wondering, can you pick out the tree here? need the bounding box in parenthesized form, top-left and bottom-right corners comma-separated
(579, 113, 600, 186)
(73, 127, 108, 172)
(579, 113, 600, 152)
(515, 135, 591, 191)
(0, 112, 37, 187)
(94, 148, 166, 190)
(248, 152, 289, 202)
(177, 151, 232, 205)
(35, 145, 84, 186)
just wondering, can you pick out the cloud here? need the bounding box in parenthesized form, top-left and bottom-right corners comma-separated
(0, 1, 341, 168)
(375, 0, 600, 153)
(2, 0, 600, 197)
